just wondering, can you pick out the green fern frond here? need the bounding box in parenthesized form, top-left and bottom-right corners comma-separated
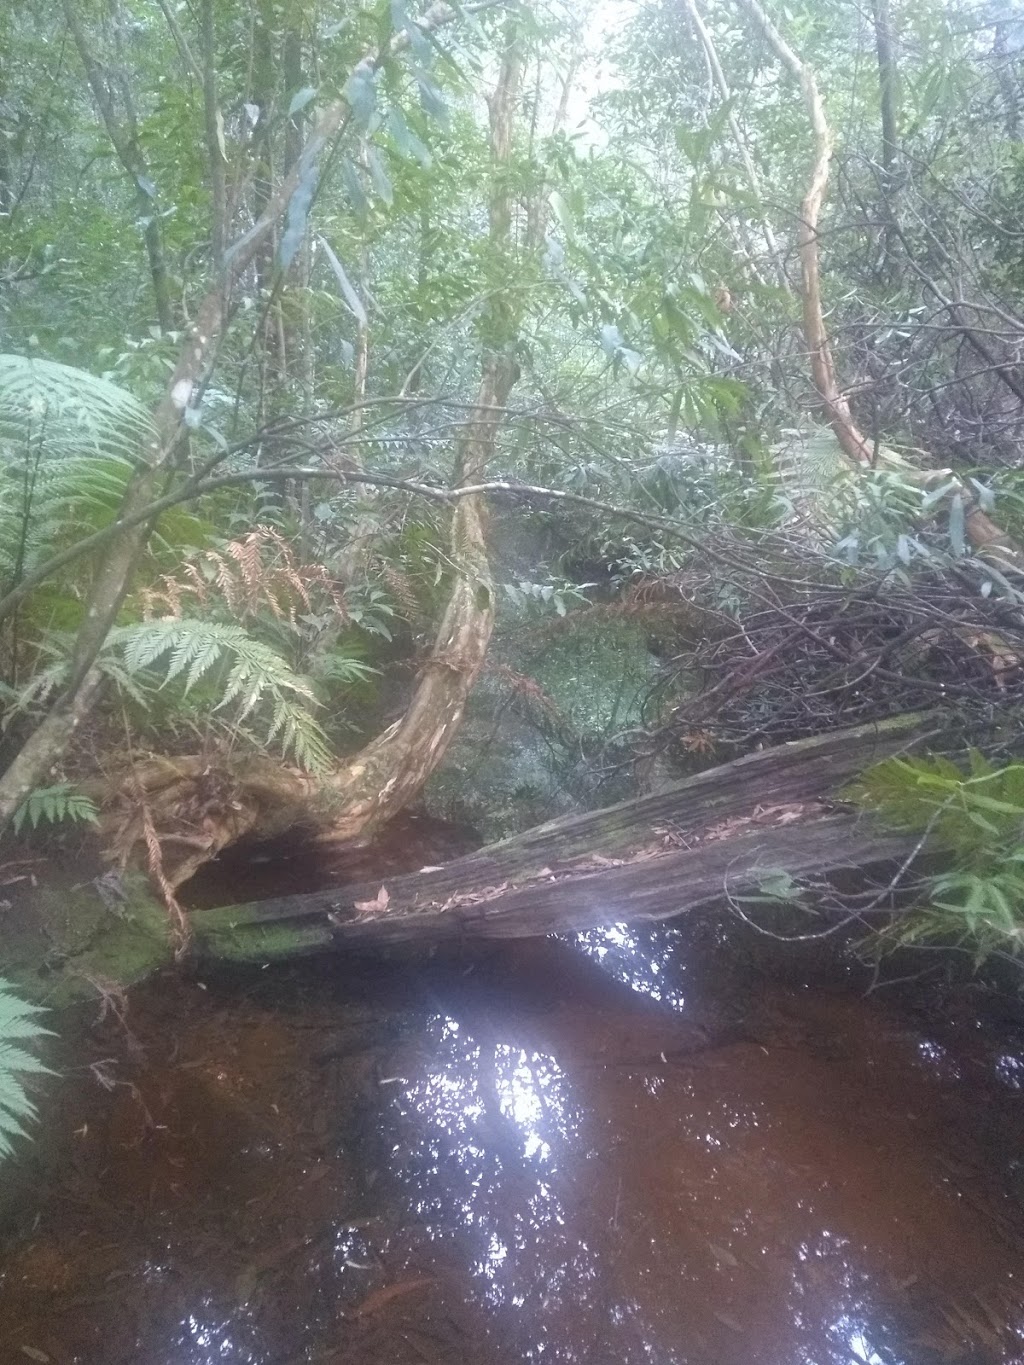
(0, 354, 156, 462)
(0, 980, 53, 1161)
(106, 619, 334, 773)
(849, 754, 1024, 966)
(0, 356, 147, 596)
(11, 784, 100, 834)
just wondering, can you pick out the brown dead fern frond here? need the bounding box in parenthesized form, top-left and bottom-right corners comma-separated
(486, 662, 565, 724)
(140, 526, 347, 626)
(379, 564, 426, 625)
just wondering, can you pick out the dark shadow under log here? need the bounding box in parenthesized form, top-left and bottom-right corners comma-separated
(190, 713, 937, 962)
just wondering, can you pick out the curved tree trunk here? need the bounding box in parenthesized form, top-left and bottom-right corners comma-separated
(0, 3, 496, 835)
(735, 0, 1024, 572)
(95, 21, 526, 894)
(319, 22, 525, 839)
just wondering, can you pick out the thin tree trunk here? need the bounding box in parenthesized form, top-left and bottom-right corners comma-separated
(870, 0, 899, 280)
(680, 0, 790, 291)
(992, 21, 1020, 141)
(61, 0, 175, 331)
(201, 0, 228, 273)
(735, 0, 1023, 572)
(0, 2, 492, 832)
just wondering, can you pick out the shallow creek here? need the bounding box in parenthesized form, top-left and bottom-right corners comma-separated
(1, 838, 1023, 1364)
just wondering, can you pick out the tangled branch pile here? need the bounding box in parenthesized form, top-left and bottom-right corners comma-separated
(640, 539, 1024, 757)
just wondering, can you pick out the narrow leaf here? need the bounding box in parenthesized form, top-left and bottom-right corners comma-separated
(288, 85, 318, 117)
(318, 237, 368, 326)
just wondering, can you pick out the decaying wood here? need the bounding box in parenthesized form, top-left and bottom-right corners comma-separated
(190, 714, 935, 960)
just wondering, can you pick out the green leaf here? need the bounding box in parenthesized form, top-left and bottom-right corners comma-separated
(0, 980, 52, 1161)
(417, 74, 448, 123)
(365, 146, 394, 206)
(948, 492, 966, 557)
(318, 237, 369, 326)
(387, 107, 431, 166)
(288, 85, 318, 116)
(340, 156, 370, 221)
(344, 63, 377, 128)
(279, 155, 319, 270)
(11, 785, 99, 834)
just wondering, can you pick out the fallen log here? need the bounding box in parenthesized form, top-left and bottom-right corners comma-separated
(190, 713, 937, 961)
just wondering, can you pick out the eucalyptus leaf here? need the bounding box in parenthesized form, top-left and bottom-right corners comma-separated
(318, 236, 369, 326)
(288, 85, 318, 117)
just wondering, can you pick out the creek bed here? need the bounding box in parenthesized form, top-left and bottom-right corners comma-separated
(0, 857, 1023, 1365)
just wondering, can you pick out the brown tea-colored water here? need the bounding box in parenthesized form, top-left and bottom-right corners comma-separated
(1, 906, 1023, 1363)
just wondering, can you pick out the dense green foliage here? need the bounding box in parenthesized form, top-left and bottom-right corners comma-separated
(3, 0, 1024, 989)
(852, 755, 1024, 966)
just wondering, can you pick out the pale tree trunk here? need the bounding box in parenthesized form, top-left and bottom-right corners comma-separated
(200, 0, 228, 274)
(680, 0, 790, 292)
(162, 19, 527, 880)
(335, 243, 374, 587)
(61, 0, 175, 332)
(735, 0, 1023, 572)
(870, 0, 899, 281)
(0, 2, 493, 833)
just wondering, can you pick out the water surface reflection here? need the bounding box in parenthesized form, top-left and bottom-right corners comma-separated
(0, 925, 1022, 1364)
(366, 930, 1024, 1364)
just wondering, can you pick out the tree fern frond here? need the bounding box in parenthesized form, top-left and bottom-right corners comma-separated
(0, 357, 143, 591)
(106, 620, 332, 772)
(0, 354, 156, 462)
(2, 662, 71, 723)
(11, 784, 100, 833)
(0, 980, 53, 1162)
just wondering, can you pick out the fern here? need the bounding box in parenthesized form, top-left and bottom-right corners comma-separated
(0, 355, 151, 593)
(0, 354, 155, 462)
(0, 979, 52, 1160)
(11, 783, 100, 834)
(106, 619, 334, 772)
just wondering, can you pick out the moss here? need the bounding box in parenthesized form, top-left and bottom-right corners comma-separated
(424, 613, 659, 841)
(527, 619, 657, 741)
(0, 873, 175, 1008)
(195, 919, 330, 963)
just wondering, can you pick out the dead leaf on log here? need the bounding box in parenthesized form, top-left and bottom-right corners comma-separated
(354, 886, 390, 915)
(703, 801, 820, 843)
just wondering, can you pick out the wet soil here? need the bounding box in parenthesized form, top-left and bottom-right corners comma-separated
(1, 882, 1023, 1363)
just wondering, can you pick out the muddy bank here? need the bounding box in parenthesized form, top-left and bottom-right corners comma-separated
(0, 916, 1022, 1365)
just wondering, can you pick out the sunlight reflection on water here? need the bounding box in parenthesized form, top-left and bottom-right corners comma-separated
(574, 923, 688, 1009)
